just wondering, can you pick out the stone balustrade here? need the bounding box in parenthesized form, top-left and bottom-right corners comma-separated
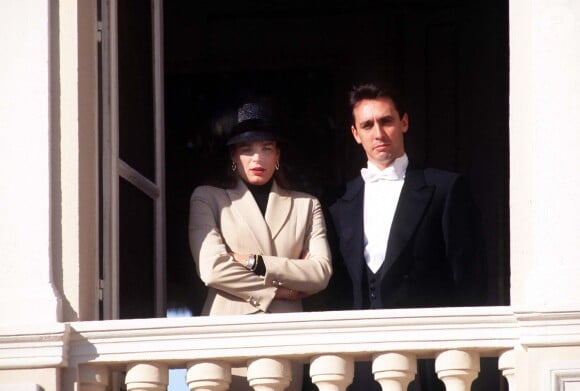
(78, 350, 513, 391)
(5, 306, 580, 390)
(67, 306, 520, 390)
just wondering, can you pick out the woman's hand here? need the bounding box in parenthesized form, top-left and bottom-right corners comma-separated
(229, 252, 249, 265)
(230, 251, 306, 299)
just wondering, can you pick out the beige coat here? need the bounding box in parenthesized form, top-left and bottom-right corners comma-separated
(189, 180, 332, 316)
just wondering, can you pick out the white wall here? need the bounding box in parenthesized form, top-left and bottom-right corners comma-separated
(0, 1, 61, 322)
(510, 0, 580, 387)
(510, 0, 580, 309)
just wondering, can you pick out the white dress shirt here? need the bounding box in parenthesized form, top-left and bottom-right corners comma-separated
(361, 154, 408, 273)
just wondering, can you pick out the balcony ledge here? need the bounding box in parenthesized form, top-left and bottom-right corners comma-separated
(69, 306, 517, 368)
(3, 306, 580, 370)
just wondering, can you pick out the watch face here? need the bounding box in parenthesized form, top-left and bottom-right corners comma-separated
(246, 255, 256, 270)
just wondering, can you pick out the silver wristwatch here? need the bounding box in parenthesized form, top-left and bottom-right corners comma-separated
(245, 254, 257, 271)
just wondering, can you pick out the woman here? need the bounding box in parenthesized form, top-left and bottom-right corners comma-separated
(188, 102, 332, 390)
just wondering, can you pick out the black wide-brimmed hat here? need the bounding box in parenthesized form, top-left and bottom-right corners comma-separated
(226, 102, 286, 146)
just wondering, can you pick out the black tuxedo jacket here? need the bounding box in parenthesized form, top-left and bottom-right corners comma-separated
(325, 165, 487, 310)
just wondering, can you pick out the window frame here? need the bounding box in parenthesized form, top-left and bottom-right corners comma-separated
(99, 0, 166, 320)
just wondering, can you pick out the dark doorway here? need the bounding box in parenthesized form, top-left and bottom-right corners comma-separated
(164, 0, 510, 314)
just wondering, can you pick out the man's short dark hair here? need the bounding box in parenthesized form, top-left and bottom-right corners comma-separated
(349, 83, 407, 123)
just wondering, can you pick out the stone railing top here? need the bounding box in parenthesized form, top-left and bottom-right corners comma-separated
(68, 306, 519, 367)
(4, 306, 580, 370)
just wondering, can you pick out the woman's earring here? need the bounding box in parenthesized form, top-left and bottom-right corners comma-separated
(275, 161, 280, 171)
(231, 161, 237, 172)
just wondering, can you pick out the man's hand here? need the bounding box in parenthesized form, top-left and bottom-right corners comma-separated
(275, 287, 307, 300)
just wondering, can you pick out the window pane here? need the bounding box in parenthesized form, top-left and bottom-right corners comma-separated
(117, 0, 155, 180)
(119, 177, 155, 319)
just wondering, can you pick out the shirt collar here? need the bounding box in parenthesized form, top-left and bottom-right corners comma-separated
(361, 154, 409, 183)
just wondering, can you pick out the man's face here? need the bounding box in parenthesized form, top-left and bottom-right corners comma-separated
(351, 97, 408, 170)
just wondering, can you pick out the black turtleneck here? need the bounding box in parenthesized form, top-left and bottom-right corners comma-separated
(245, 179, 273, 216)
(243, 179, 273, 276)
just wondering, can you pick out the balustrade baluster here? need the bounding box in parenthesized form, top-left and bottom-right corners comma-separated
(498, 349, 515, 390)
(186, 360, 231, 391)
(310, 354, 354, 391)
(372, 353, 417, 391)
(435, 350, 480, 391)
(125, 362, 168, 391)
(246, 357, 291, 391)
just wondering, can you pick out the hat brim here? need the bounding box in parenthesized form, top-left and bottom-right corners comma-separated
(226, 130, 286, 146)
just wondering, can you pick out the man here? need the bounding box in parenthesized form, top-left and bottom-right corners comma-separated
(325, 82, 486, 390)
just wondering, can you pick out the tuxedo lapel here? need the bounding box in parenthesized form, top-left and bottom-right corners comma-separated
(384, 167, 434, 270)
(264, 181, 291, 241)
(226, 181, 273, 255)
(336, 177, 366, 283)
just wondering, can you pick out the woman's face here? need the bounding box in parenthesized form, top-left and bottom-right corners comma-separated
(232, 140, 280, 186)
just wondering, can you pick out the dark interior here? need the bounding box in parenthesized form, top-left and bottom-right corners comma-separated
(162, 0, 510, 315)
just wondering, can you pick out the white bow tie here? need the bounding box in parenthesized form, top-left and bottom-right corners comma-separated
(360, 167, 401, 183)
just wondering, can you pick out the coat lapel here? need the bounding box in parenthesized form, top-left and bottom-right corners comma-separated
(384, 167, 434, 270)
(336, 177, 366, 284)
(226, 181, 273, 255)
(264, 181, 292, 241)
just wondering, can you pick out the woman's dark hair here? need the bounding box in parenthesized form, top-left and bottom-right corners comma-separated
(349, 83, 407, 123)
